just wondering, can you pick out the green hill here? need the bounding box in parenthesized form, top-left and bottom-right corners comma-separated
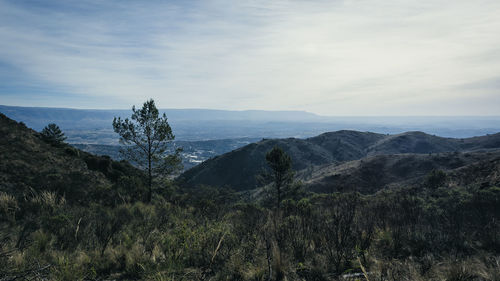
(0, 113, 145, 204)
(179, 130, 500, 191)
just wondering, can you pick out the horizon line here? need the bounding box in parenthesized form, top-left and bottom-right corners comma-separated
(1, 104, 500, 118)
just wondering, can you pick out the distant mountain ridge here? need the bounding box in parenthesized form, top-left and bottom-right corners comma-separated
(0, 105, 322, 130)
(0, 105, 332, 143)
(178, 130, 500, 191)
(2, 105, 500, 142)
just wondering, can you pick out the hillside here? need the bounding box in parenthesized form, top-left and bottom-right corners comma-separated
(179, 130, 500, 191)
(303, 151, 500, 194)
(0, 113, 145, 204)
(72, 137, 261, 171)
(1, 112, 499, 280)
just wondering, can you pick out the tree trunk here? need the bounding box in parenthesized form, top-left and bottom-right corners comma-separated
(265, 235, 273, 281)
(147, 149, 152, 202)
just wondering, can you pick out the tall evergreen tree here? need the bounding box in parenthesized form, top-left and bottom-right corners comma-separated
(113, 99, 182, 202)
(264, 146, 296, 278)
(265, 146, 294, 212)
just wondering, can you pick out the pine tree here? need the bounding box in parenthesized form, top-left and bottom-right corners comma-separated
(265, 146, 294, 212)
(113, 99, 182, 202)
(40, 123, 66, 146)
(264, 146, 295, 278)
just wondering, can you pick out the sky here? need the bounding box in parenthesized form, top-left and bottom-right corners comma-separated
(0, 0, 500, 116)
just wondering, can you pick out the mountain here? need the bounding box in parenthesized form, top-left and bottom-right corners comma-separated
(0, 105, 328, 142)
(2, 105, 500, 144)
(178, 130, 500, 191)
(365, 131, 461, 155)
(0, 113, 145, 204)
(0, 105, 322, 129)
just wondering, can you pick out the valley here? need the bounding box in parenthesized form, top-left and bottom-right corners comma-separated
(72, 138, 260, 171)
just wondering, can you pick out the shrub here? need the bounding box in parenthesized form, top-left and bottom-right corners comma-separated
(0, 192, 18, 222)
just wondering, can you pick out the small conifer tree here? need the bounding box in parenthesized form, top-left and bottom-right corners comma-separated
(40, 123, 67, 145)
(265, 146, 294, 212)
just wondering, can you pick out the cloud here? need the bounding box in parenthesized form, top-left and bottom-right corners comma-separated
(0, 0, 500, 115)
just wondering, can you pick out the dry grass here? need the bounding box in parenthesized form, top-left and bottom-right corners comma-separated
(0, 191, 18, 220)
(30, 191, 65, 209)
(366, 255, 500, 281)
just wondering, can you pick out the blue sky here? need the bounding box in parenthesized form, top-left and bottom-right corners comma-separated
(1, 0, 500, 115)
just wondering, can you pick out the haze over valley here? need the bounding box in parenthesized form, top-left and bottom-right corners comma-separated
(3, 104, 500, 170)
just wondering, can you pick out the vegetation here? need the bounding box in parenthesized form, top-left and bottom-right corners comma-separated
(73, 137, 261, 171)
(113, 99, 182, 202)
(40, 123, 67, 146)
(264, 146, 295, 212)
(179, 131, 500, 191)
(1, 112, 499, 280)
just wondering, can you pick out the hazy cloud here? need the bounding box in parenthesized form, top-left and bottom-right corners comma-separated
(0, 0, 499, 115)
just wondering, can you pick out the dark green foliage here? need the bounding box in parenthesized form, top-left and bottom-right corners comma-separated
(40, 123, 66, 146)
(296, 266, 328, 281)
(317, 193, 361, 272)
(425, 169, 448, 189)
(92, 204, 133, 256)
(113, 99, 182, 202)
(0, 113, 146, 206)
(264, 146, 295, 211)
(1, 113, 500, 280)
(2, 181, 499, 280)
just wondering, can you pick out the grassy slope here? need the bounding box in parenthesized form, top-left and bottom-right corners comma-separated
(0, 113, 144, 204)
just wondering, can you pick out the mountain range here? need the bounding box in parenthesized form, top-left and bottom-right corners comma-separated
(2, 105, 500, 143)
(179, 130, 500, 193)
(2, 106, 499, 198)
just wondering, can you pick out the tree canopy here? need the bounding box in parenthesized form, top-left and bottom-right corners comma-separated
(40, 123, 66, 146)
(265, 146, 295, 211)
(113, 99, 182, 202)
